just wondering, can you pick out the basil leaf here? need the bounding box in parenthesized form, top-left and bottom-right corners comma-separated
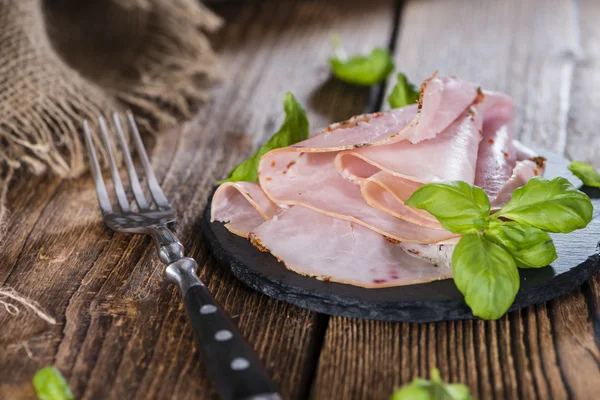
(33, 367, 74, 400)
(405, 181, 490, 234)
(452, 233, 519, 320)
(388, 73, 420, 108)
(219, 92, 309, 184)
(390, 385, 431, 400)
(568, 161, 600, 187)
(496, 177, 593, 233)
(329, 46, 394, 86)
(390, 369, 472, 400)
(444, 384, 472, 400)
(485, 221, 557, 268)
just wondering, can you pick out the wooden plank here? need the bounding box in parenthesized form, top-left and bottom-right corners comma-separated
(0, 1, 395, 399)
(312, 0, 600, 399)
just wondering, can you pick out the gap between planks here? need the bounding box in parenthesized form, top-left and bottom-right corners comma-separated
(302, 1, 405, 397)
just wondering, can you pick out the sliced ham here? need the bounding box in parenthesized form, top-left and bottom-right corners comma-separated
(287, 75, 479, 152)
(210, 74, 545, 288)
(338, 100, 484, 225)
(258, 151, 455, 243)
(493, 158, 544, 208)
(211, 182, 282, 237)
(399, 237, 460, 269)
(473, 92, 517, 203)
(250, 206, 453, 288)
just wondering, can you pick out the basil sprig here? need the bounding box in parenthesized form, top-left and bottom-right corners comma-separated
(219, 92, 309, 184)
(568, 161, 600, 187)
(485, 221, 557, 269)
(405, 181, 490, 233)
(406, 177, 593, 320)
(329, 37, 394, 86)
(388, 73, 420, 109)
(495, 177, 592, 233)
(33, 367, 74, 400)
(390, 368, 472, 400)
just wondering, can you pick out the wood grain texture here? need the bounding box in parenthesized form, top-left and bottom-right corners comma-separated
(0, 1, 394, 399)
(2, 0, 600, 399)
(312, 0, 600, 399)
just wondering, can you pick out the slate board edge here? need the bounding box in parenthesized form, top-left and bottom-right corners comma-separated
(200, 201, 600, 323)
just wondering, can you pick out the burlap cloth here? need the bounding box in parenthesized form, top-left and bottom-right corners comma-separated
(0, 0, 222, 238)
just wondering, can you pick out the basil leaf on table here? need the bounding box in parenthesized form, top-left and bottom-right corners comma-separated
(568, 161, 600, 187)
(452, 233, 519, 320)
(219, 92, 309, 184)
(329, 45, 394, 86)
(405, 181, 490, 233)
(485, 221, 557, 268)
(390, 368, 472, 400)
(33, 367, 74, 400)
(388, 72, 420, 108)
(496, 177, 593, 233)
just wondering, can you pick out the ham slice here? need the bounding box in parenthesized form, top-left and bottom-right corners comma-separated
(211, 182, 282, 237)
(338, 100, 484, 225)
(251, 206, 453, 288)
(287, 75, 480, 152)
(258, 151, 456, 243)
(210, 74, 545, 288)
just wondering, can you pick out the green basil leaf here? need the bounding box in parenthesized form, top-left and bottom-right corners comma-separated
(390, 369, 472, 400)
(219, 92, 309, 184)
(33, 367, 74, 400)
(444, 384, 472, 400)
(405, 181, 490, 234)
(496, 177, 593, 233)
(388, 73, 420, 108)
(485, 221, 557, 268)
(452, 233, 519, 320)
(568, 161, 600, 187)
(390, 385, 431, 400)
(329, 47, 394, 86)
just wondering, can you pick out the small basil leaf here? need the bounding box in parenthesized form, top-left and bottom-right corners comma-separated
(390, 369, 472, 400)
(405, 181, 490, 234)
(496, 177, 593, 233)
(452, 233, 519, 320)
(568, 161, 600, 187)
(329, 47, 394, 86)
(444, 384, 472, 400)
(485, 221, 557, 268)
(33, 367, 74, 400)
(390, 385, 431, 400)
(219, 92, 309, 184)
(388, 73, 420, 108)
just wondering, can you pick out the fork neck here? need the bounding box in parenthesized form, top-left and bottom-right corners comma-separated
(150, 226, 185, 265)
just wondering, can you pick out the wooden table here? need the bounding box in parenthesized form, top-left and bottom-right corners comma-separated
(2, 0, 600, 398)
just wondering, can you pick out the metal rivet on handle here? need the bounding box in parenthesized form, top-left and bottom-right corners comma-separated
(200, 304, 217, 314)
(215, 330, 233, 341)
(231, 358, 250, 371)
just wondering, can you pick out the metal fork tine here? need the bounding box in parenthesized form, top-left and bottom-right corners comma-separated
(126, 111, 170, 209)
(83, 120, 113, 214)
(112, 113, 150, 210)
(98, 116, 131, 213)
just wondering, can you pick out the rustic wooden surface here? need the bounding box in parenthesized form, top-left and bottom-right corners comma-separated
(1, 0, 600, 399)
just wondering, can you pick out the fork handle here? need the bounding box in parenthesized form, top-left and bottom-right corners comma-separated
(167, 258, 281, 400)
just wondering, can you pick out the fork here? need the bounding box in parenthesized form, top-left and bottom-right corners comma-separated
(83, 111, 281, 400)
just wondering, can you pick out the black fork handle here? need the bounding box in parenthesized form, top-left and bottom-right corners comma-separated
(167, 258, 281, 400)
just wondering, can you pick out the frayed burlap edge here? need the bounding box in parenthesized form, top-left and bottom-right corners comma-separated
(0, 0, 222, 240)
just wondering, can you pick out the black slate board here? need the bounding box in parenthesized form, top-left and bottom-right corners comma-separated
(201, 151, 600, 322)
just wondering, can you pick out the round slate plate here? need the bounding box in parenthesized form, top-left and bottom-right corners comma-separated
(201, 150, 600, 322)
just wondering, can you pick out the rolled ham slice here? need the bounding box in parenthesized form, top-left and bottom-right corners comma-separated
(211, 182, 282, 237)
